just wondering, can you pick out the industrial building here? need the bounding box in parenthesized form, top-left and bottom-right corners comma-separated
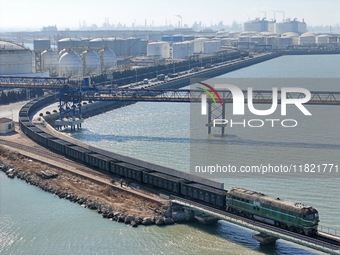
(244, 18, 275, 32)
(244, 18, 307, 35)
(0, 40, 32, 75)
(275, 19, 307, 34)
(0, 118, 15, 135)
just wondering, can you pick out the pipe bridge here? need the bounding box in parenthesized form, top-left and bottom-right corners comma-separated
(0, 76, 69, 89)
(82, 88, 340, 134)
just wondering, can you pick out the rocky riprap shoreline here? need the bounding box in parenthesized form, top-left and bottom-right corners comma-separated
(0, 161, 193, 228)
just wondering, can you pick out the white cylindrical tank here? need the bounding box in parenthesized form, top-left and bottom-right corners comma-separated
(57, 38, 85, 52)
(250, 36, 265, 44)
(203, 40, 222, 54)
(220, 38, 233, 46)
(266, 36, 279, 50)
(240, 31, 259, 37)
(147, 42, 170, 59)
(238, 36, 251, 42)
(193, 37, 209, 53)
(99, 48, 117, 70)
(89, 38, 107, 49)
(81, 50, 101, 75)
(281, 32, 299, 45)
(172, 41, 194, 59)
(278, 37, 294, 49)
(41, 49, 58, 75)
(227, 32, 241, 38)
(216, 31, 229, 38)
(0, 40, 32, 75)
(58, 51, 83, 77)
(259, 32, 278, 37)
(316, 35, 330, 44)
(299, 32, 316, 45)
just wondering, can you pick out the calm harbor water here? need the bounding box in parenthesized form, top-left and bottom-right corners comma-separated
(1, 55, 339, 255)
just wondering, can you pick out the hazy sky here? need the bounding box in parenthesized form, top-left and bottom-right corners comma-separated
(0, 0, 339, 30)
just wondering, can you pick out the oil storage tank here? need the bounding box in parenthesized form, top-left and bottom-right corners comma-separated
(126, 37, 142, 56)
(147, 42, 170, 59)
(0, 40, 32, 75)
(57, 38, 86, 52)
(172, 41, 194, 59)
(299, 32, 316, 45)
(203, 40, 222, 54)
(107, 37, 128, 57)
(89, 38, 108, 49)
(316, 34, 330, 45)
(193, 37, 208, 53)
(58, 50, 83, 77)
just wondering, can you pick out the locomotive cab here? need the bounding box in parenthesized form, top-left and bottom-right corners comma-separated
(301, 208, 319, 235)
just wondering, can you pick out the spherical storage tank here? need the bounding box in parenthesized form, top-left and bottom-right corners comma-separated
(0, 40, 32, 75)
(59, 48, 68, 58)
(81, 50, 101, 75)
(99, 48, 117, 70)
(41, 49, 58, 75)
(59, 51, 83, 77)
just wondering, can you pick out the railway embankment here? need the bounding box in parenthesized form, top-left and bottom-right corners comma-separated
(0, 145, 193, 227)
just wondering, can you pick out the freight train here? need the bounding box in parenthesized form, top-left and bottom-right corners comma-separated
(18, 94, 319, 236)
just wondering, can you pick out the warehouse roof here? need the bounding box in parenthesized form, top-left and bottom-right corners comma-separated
(0, 117, 13, 124)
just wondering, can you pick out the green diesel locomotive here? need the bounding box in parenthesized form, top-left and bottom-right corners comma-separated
(226, 188, 319, 235)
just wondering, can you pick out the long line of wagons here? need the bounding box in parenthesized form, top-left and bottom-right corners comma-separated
(18, 94, 320, 236)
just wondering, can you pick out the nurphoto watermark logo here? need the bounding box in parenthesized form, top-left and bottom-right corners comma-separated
(198, 82, 312, 128)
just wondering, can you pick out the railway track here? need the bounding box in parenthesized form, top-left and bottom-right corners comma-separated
(0, 138, 111, 180)
(0, 137, 167, 204)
